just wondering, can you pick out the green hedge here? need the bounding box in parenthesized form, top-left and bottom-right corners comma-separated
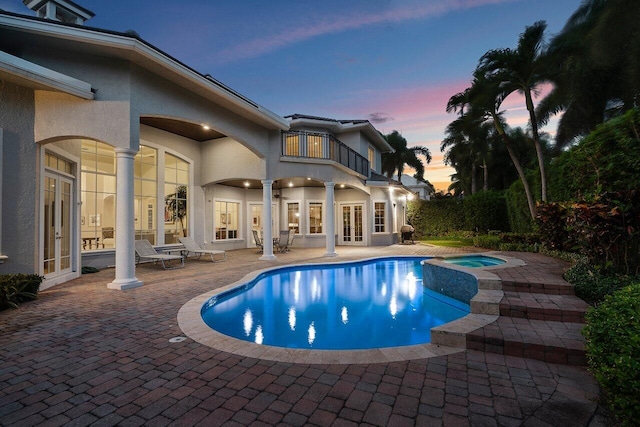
(463, 191, 509, 233)
(407, 191, 509, 237)
(583, 283, 640, 425)
(0, 274, 43, 310)
(407, 198, 464, 237)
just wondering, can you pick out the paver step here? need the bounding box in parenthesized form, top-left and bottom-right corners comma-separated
(501, 279, 576, 295)
(466, 317, 587, 366)
(500, 291, 589, 323)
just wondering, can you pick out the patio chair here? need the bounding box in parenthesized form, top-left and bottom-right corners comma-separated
(287, 229, 295, 250)
(179, 236, 226, 262)
(134, 239, 184, 269)
(252, 230, 263, 253)
(276, 230, 290, 253)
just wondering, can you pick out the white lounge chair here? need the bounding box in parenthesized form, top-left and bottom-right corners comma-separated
(134, 239, 184, 269)
(179, 236, 226, 262)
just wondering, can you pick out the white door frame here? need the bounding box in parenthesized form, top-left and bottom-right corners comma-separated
(338, 201, 366, 246)
(247, 202, 278, 248)
(41, 168, 78, 289)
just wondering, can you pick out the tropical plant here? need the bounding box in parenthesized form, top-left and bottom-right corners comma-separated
(0, 274, 43, 309)
(538, 0, 640, 146)
(441, 115, 492, 195)
(164, 185, 188, 237)
(447, 72, 538, 220)
(381, 130, 432, 181)
(583, 283, 640, 426)
(477, 21, 550, 201)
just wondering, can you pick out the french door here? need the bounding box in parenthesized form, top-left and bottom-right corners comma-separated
(43, 172, 74, 279)
(248, 203, 277, 248)
(340, 203, 364, 245)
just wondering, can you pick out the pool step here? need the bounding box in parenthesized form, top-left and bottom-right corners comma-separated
(466, 317, 587, 366)
(499, 291, 589, 323)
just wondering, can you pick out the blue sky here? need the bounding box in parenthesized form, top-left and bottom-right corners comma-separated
(2, 0, 582, 188)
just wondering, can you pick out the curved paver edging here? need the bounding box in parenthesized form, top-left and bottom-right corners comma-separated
(422, 252, 520, 348)
(178, 254, 518, 364)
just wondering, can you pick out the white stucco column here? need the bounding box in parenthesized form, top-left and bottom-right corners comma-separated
(260, 179, 276, 261)
(108, 148, 143, 290)
(324, 182, 337, 257)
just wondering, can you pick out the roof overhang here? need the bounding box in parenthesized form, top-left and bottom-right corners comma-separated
(0, 49, 93, 99)
(0, 12, 289, 131)
(286, 115, 393, 152)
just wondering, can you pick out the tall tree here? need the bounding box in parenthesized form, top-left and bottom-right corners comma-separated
(381, 130, 432, 181)
(447, 72, 538, 219)
(441, 115, 491, 195)
(477, 21, 550, 201)
(538, 0, 640, 146)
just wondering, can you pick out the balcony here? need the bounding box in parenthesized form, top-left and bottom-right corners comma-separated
(281, 131, 369, 177)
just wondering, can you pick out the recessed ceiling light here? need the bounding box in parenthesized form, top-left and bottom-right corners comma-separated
(202, 125, 210, 130)
(340, 184, 345, 188)
(243, 181, 250, 187)
(288, 182, 293, 187)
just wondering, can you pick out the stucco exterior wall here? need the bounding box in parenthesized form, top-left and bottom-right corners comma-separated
(0, 80, 39, 273)
(200, 137, 265, 185)
(130, 66, 272, 157)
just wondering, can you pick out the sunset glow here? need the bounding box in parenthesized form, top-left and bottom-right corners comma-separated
(0, 0, 580, 187)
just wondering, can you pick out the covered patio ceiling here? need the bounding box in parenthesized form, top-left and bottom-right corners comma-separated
(220, 177, 357, 190)
(140, 117, 225, 141)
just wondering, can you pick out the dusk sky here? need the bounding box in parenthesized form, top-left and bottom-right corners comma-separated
(2, 0, 582, 190)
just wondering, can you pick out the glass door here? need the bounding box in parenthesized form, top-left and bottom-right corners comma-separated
(341, 203, 364, 245)
(248, 203, 277, 248)
(43, 172, 73, 278)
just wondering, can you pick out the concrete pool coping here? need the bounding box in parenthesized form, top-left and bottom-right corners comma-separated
(177, 253, 524, 364)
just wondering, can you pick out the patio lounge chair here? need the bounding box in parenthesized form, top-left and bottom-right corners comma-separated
(179, 236, 226, 262)
(134, 239, 184, 269)
(252, 230, 263, 253)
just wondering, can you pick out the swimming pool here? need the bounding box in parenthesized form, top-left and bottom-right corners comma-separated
(201, 257, 470, 350)
(443, 255, 506, 268)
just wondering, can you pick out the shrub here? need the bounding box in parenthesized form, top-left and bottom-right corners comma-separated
(564, 258, 637, 305)
(473, 233, 540, 252)
(0, 274, 43, 309)
(473, 234, 501, 250)
(536, 202, 573, 251)
(583, 283, 640, 425)
(537, 191, 640, 276)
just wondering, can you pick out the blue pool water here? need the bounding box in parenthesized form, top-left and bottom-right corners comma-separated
(201, 257, 470, 350)
(443, 255, 505, 268)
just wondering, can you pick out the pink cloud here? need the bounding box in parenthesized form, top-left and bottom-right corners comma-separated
(337, 78, 556, 184)
(218, 0, 520, 63)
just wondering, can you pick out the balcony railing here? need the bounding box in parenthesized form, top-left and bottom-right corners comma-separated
(281, 131, 370, 177)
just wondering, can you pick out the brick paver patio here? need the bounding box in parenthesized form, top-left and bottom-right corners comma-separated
(0, 245, 602, 426)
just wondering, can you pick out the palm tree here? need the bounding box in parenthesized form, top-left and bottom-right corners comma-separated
(381, 130, 432, 181)
(538, 0, 640, 146)
(441, 114, 492, 194)
(447, 72, 538, 219)
(477, 21, 550, 201)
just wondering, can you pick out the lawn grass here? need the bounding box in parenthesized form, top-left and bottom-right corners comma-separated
(421, 238, 474, 248)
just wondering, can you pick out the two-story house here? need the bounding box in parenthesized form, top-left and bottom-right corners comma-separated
(0, 0, 414, 290)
